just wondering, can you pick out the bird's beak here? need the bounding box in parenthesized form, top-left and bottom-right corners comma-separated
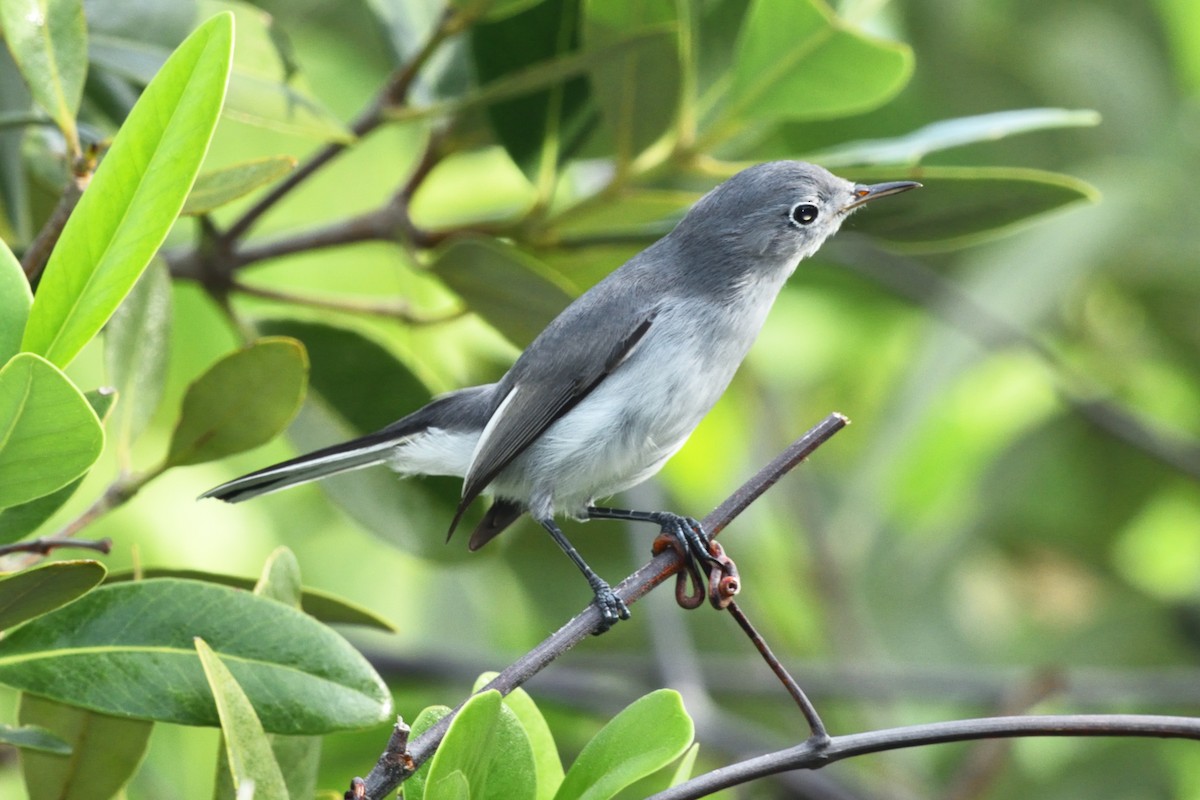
(842, 180, 922, 212)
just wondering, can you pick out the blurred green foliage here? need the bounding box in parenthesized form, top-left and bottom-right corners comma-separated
(0, 0, 1198, 797)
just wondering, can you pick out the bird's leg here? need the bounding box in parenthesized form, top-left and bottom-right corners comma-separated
(537, 516, 630, 634)
(586, 507, 720, 574)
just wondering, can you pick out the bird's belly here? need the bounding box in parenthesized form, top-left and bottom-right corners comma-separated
(498, 336, 743, 517)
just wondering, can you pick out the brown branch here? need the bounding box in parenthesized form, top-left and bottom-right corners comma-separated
(0, 537, 111, 558)
(353, 413, 850, 798)
(648, 714, 1200, 800)
(220, 8, 466, 244)
(21, 169, 91, 286)
(231, 280, 465, 325)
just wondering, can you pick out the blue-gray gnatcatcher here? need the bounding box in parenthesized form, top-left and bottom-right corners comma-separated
(203, 161, 919, 631)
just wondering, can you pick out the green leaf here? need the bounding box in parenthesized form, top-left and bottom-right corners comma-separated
(404, 704, 454, 800)
(474, 673, 563, 800)
(196, 637, 290, 800)
(0, 353, 103, 509)
(451, 0, 545, 22)
(838, 165, 1101, 251)
(105, 567, 398, 632)
(0, 388, 116, 542)
(255, 321, 463, 560)
(0, 239, 31, 363)
(20, 12, 232, 368)
(582, 0, 679, 166)
(105, 258, 171, 448)
(0, 45, 34, 243)
(0, 0, 87, 151)
(552, 689, 693, 800)
(254, 545, 302, 607)
(423, 690, 537, 800)
(716, 0, 911, 131)
(431, 236, 575, 348)
(430, 770, 471, 800)
(0, 578, 392, 734)
(0, 722, 71, 754)
(181, 155, 296, 215)
(0, 559, 107, 631)
(165, 337, 309, 467)
(471, 0, 596, 182)
(552, 188, 697, 237)
(804, 108, 1103, 167)
(18, 694, 153, 800)
(204, 0, 352, 141)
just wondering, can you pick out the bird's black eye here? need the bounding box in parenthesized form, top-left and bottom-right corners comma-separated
(790, 203, 819, 226)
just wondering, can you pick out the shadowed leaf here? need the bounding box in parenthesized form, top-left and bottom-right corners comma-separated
(181, 155, 297, 215)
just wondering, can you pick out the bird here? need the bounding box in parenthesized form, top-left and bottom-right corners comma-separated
(202, 161, 919, 632)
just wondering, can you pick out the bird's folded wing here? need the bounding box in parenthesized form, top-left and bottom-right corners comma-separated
(448, 306, 657, 535)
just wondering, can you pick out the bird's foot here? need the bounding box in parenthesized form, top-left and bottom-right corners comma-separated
(589, 578, 631, 635)
(650, 512, 721, 574)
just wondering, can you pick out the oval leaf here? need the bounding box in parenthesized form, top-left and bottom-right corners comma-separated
(0, 388, 116, 542)
(166, 337, 309, 467)
(254, 545, 302, 607)
(424, 690, 537, 800)
(197, 637, 290, 800)
(720, 0, 911, 129)
(0, 0, 87, 150)
(0, 353, 103, 509)
(18, 694, 153, 799)
(21, 12, 233, 368)
(0, 239, 31, 363)
(431, 236, 575, 348)
(474, 672, 563, 800)
(0, 578, 392, 734)
(181, 155, 297, 215)
(552, 689, 693, 800)
(105, 567, 398, 632)
(0, 560, 107, 631)
(805, 108, 1103, 168)
(839, 165, 1100, 250)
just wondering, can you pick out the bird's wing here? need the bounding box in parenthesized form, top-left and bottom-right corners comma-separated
(446, 299, 658, 537)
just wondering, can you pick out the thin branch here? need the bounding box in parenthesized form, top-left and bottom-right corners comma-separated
(0, 537, 112, 558)
(355, 413, 849, 799)
(220, 8, 465, 244)
(648, 714, 1200, 800)
(231, 280, 465, 325)
(229, 207, 401, 268)
(21, 169, 91, 286)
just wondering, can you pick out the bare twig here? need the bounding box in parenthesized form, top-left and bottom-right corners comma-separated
(231, 280, 465, 324)
(220, 8, 466, 244)
(647, 714, 1200, 800)
(0, 537, 112, 558)
(353, 413, 849, 798)
(21, 169, 91, 286)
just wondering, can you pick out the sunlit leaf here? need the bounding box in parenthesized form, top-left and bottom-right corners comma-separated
(431, 236, 575, 347)
(552, 689, 693, 800)
(20, 12, 232, 368)
(181, 155, 296, 215)
(0, 353, 103, 509)
(19, 694, 153, 799)
(423, 690, 537, 800)
(0, 388, 115, 542)
(165, 337, 309, 467)
(0, 578, 393, 734)
(0, 0, 87, 151)
(474, 672, 563, 800)
(717, 0, 911, 130)
(105, 258, 171, 446)
(254, 546, 302, 607)
(105, 567, 398, 632)
(0, 238, 31, 363)
(197, 637, 290, 800)
(805, 108, 1102, 167)
(0, 560, 106, 631)
(403, 704, 454, 800)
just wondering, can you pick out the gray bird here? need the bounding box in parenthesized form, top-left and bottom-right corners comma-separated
(202, 161, 919, 631)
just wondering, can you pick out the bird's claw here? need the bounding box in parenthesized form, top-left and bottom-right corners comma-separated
(591, 582, 631, 635)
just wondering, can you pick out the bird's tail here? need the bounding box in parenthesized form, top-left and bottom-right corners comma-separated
(200, 431, 401, 503)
